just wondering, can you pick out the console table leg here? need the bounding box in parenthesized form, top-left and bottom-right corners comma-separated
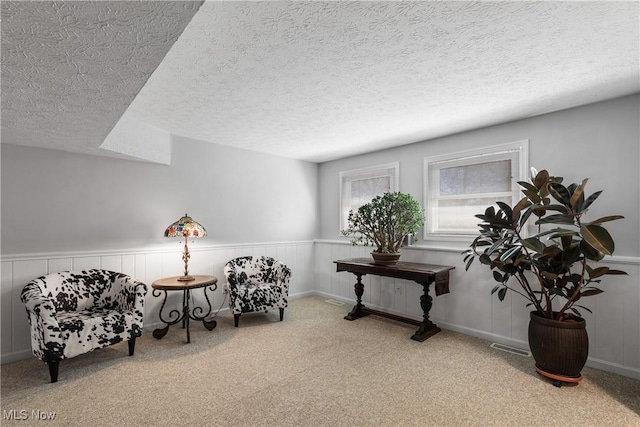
(411, 279, 441, 342)
(345, 273, 369, 321)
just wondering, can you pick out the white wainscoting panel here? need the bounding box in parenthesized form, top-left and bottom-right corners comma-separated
(1, 241, 314, 363)
(314, 240, 640, 379)
(3, 239, 637, 379)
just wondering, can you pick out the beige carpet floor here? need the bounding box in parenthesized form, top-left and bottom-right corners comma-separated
(1, 296, 639, 426)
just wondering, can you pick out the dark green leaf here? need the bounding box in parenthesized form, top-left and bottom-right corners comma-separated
(532, 228, 575, 238)
(568, 273, 582, 284)
(500, 246, 521, 262)
(562, 244, 582, 265)
(580, 224, 615, 255)
(522, 189, 541, 204)
(533, 169, 549, 189)
(581, 288, 604, 297)
(575, 304, 593, 314)
(512, 197, 532, 227)
(588, 266, 609, 279)
(533, 204, 571, 214)
(487, 236, 509, 255)
(570, 179, 588, 210)
(521, 237, 545, 254)
(465, 256, 474, 271)
(587, 215, 624, 225)
(491, 284, 500, 295)
(581, 191, 602, 211)
(535, 214, 575, 225)
(549, 182, 571, 205)
(580, 240, 605, 261)
(493, 271, 504, 282)
(484, 206, 495, 219)
(497, 287, 507, 301)
(560, 235, 573, 249)
(496, 202, 513, 222)
(502, 263, 519, 274)
(518, 181, 538, 193)
(549, 287, 562, 296)
(604, 269, 627, 275)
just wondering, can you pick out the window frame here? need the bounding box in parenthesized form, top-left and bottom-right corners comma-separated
(339, 162, 399, 234)
(423, 140, 529, 241)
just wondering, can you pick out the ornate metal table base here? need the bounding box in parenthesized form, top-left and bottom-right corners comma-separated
(336, 259, 453, 342)
(151, 276, 218, 343)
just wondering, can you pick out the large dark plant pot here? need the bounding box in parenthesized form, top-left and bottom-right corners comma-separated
(371, 252, 401, 265)
(528, 311, 588, 382)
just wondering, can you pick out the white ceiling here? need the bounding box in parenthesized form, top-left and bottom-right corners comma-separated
(2, 1, 639, 164)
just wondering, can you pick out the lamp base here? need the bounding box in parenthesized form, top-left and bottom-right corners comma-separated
(177, 275, 195, 282)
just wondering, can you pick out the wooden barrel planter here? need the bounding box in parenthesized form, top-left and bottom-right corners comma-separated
(528, 311, 589, 385)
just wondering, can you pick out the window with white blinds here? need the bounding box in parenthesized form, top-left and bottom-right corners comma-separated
(339, 163, 399, 232)
(424, 141, 528, 239)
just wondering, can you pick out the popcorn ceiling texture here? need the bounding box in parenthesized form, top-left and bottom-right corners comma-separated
(2, 1, 638, 163)
(123, 1, 639, 162)
(1, 0, 202, 162)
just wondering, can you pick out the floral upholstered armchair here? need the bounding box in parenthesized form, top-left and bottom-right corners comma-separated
(224, 256, 292, 327)
(20, 270, 147, 383)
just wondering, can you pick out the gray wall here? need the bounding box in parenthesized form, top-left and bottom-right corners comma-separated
(1, 135, 319, 255)
(319, 94, 640, 257)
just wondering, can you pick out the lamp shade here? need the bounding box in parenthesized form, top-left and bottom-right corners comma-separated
(164, 214, 207, 238)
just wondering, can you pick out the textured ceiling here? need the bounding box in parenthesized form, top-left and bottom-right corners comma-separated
(1, 0, 203, 161)
(2, 1, 639, 163)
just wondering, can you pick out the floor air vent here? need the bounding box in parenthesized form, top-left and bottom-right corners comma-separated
(324, 299, 345, 306)
(490, 343, 531, 357)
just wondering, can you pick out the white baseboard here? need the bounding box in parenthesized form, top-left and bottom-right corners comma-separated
(586, 357, 640, 380)
(1, 349, 33, 364)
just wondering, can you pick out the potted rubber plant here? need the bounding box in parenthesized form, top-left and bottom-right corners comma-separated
(341, 191, 425, 265)
(462, 168, 627, 386)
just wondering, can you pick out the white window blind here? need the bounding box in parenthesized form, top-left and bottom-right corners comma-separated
(339, 163, 399, 232)
(424, 141, 528, 239)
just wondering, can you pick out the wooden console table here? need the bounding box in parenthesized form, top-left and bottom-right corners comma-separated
(334, 258, 454, 342)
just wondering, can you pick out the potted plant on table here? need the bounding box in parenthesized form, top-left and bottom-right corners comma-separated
(341, 191, 425, 265)
(462, 168, 627, 386)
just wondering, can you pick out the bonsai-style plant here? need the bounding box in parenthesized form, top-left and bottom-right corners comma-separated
(341, 192, 425, 259)
(462, 168, 627, 384)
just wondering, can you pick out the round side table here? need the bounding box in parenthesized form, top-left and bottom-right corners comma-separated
(151, 275, 218, 343)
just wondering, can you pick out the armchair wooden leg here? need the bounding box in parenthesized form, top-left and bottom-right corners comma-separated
(47, 361, 59, 383)
(234, 314, 240, 327)
(128, 337, 136, 356)
(279, 307, 284, 321)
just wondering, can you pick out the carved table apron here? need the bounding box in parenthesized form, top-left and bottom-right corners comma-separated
(335, 258, 454, 342)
